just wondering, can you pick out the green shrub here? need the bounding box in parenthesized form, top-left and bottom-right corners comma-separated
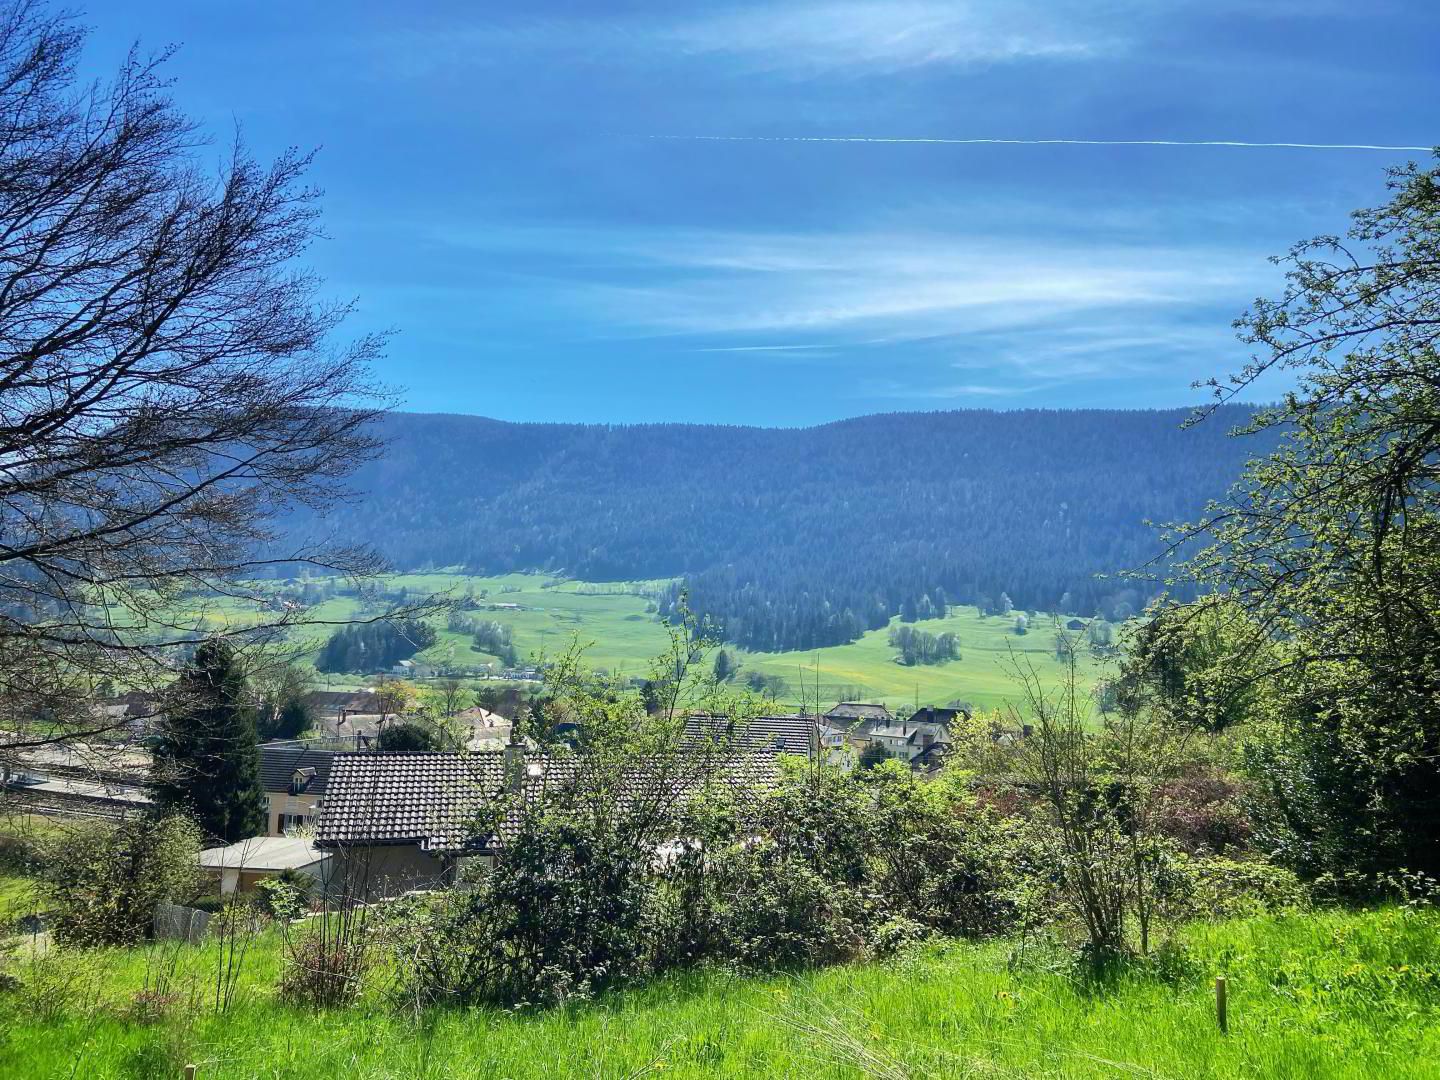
(256, 870, 311, 922)
(863, 764, 1019, 938)
(36, 814, 202, 947)
(869, 915, 935, 959)
(1178, 855, 1310, 919)
(703, 837, 869, 969)
(394, 812, 658, 1008)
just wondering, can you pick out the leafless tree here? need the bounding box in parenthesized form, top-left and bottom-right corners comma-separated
(0, 3, 417, 755)
(437, 677, 468, 718)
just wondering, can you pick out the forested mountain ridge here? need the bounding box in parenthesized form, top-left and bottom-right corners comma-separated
(282, 407, 1271, 651)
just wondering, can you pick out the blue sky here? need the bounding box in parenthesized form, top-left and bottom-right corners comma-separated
(84, 1, 1438, 425)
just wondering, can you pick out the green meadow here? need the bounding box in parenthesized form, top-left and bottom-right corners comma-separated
(0, 907, 1434, 1078)
(737, 606, 1107, 713)
(195, 571, 1106, 711)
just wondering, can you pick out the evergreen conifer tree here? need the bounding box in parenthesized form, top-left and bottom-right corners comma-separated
(713, 649, 735, 683)
(154, 639, 267, 842)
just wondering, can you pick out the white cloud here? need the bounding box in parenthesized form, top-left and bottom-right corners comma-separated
(418, 217, 1270, 390)
(662, 2, 1114, 74)
(573, 228, 1256, 340)
(369, 1, 1121, 80)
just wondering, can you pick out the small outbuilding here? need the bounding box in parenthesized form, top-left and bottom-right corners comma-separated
(197, 836, 333, 896)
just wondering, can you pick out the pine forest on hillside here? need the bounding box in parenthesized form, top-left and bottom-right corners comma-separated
(279, 407, 1272, 651)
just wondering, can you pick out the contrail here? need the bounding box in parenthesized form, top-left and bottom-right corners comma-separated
(650, 134, 1433, 152)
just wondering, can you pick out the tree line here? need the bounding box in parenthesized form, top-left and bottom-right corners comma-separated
(447, 612, 519, 667)
(314, 619, 437, 674)
(888, 625, 960, 666)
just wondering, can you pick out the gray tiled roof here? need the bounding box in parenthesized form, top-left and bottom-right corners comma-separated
(302, 690, 379, 715)
(684, 713, 816, 757)
(824, 702, 893, 724)
(315, 750, 780, 854)
(910, 706, 969, 725)
(856, 718, 952, 744)
(258, 743, 338, 795)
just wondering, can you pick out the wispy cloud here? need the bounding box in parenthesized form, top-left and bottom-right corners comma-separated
(691, 343, 829, 352)
(367, 1, 1119, 80)
(572, 228, 1258, 342)
(659, 2, 1113, 74)
(414, 219, 1267, 399)
(690, 344, 838, 363)
(652, 134, 1433, 152)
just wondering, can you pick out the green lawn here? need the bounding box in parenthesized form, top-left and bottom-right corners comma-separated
(0, 814, 60, 926)
(0, 871, 35, 925)
(0, 908, 1434, 1078)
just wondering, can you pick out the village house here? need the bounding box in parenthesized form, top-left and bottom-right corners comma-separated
(813, 701, 969, 771)
(823, 702, 894, 730)
(302, 689, 380, 723)
(314, 745, 780, 900)
(448, 706, 513, 751)
(198, 836, 333, 896)
(258, 741, 340, 835)
(91, 689, 166, 739)
(909, 704, 971, 727)
(848, 714, 953, 766)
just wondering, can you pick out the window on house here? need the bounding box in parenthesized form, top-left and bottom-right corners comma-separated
(279, 813, 311, 833)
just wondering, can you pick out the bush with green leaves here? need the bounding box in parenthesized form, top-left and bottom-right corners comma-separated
(393, 750, 1034, 1007)
(698, 832, 871, 970)
(375, 719, 455, 751)
(1174, 855, 1309, 920)
(391, 811, 669, 1007)
(862, 763, 1019, 938)
(255, 869, 312, 922)
(36, 814, 201, 947)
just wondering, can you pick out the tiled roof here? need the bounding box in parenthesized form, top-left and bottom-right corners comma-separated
(856, 718, 952, 744)
(315, 752, 502, 852)
(824, 702, 893, 724)
(684, 713, 816, 757)
(315, 750, 780, 854)
(911, 706, 969, 725)
(302, 690, 378, 714)
(258, 743, 338, 795)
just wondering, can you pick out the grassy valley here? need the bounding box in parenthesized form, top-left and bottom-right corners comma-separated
(737, 605, 1107, 712)
(4, 7, 1438, 1079)
(205, 571, 1105, 710)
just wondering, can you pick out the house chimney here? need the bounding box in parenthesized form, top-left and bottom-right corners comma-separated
(504, 726, 524, 792)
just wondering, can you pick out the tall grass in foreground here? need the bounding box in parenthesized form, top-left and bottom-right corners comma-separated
(1, 907, 1437, 1078)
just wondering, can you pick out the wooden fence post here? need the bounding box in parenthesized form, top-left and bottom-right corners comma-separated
(1215, 976, 1228, 1034)
(184, 1065, 196, 1079)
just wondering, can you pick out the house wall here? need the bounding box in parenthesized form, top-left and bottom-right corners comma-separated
(847, 733, 918, 763)
(266, 791, 322, 836)
(326, 844, 451, 901)
(207, 858, 332, 897)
